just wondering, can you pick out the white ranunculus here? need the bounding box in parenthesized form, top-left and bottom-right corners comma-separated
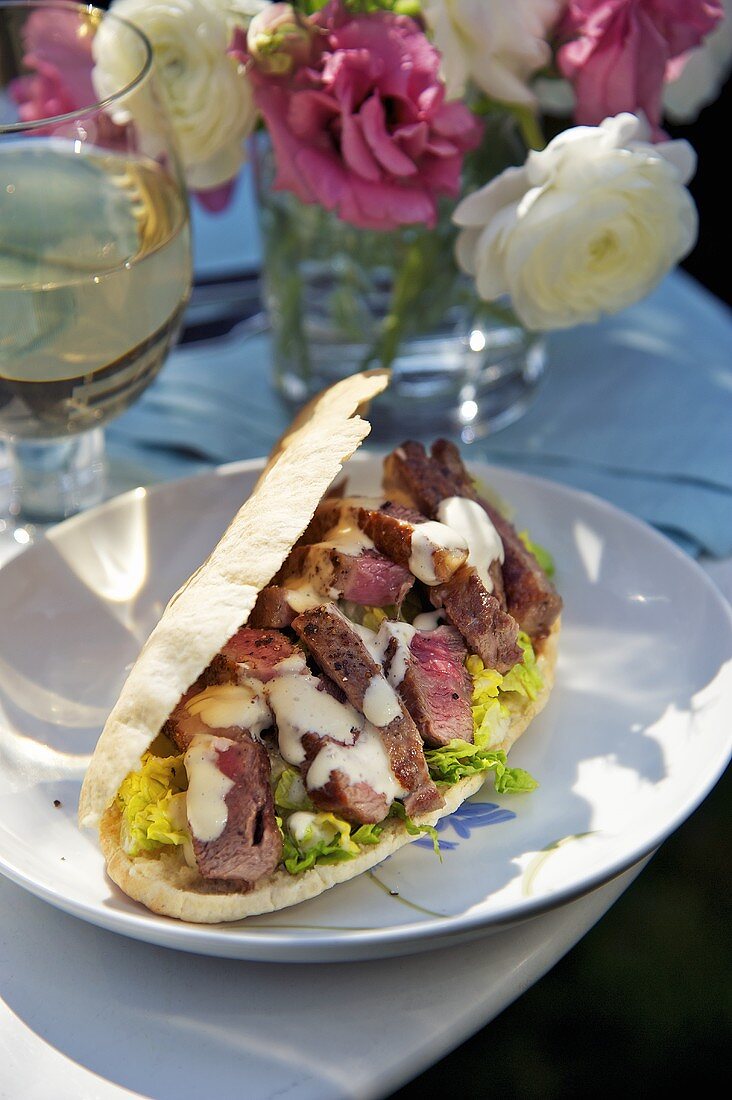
(422, 0, 565, 106)
(664, 0, 732, 122)
(94, 0, 257, 190)
(454, 114, 698, 331)
(208, 0, 268, 33)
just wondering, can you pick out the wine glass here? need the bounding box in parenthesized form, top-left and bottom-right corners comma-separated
(0, 1, 192, 536)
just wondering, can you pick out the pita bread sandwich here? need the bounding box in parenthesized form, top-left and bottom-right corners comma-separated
(79, 370, 561, 923)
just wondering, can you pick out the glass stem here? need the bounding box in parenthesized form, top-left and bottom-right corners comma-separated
(4, 427, 107, 522)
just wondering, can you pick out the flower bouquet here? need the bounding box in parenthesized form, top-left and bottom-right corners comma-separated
(94, 0, 725, 434)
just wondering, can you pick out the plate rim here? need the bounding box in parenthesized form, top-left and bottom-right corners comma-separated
(1, 456, 731, 959)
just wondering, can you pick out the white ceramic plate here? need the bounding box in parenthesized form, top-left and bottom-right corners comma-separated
(0, 456, 730, 962)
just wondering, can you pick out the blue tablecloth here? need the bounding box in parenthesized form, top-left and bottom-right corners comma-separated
(105, 172, 732, 558)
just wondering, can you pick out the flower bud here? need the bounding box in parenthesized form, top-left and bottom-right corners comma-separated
(247, 3, 314, 76)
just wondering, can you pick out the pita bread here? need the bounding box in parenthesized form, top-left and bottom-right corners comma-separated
(79, 368, 560, 923)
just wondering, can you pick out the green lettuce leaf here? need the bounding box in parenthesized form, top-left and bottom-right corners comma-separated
(117, 752, 189, 856)
(279, 810, 384, 875)
(274, 767, 314, 812)
(426, 744, 537, 793)
(500, 632, 544, 702)
(519, 530, 555, 578)
(388, 801, 441, 857)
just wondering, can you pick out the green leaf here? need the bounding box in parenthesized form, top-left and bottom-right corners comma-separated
(389, 801, 441, 857)
(519, 530, 556, 578)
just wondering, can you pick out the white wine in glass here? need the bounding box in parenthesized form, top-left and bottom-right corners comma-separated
(0, 1, 192, 526)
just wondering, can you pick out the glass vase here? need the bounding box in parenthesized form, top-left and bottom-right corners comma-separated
(253, 121, 546, 444)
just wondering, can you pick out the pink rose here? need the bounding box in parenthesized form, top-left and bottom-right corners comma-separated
(243, 1, 482, 231)
(557, 1, 723, 134)
(10, 8, 97, 124)
(10, 7, 130, 152)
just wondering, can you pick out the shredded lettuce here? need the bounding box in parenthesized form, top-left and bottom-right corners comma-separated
(340, 589, 423, 630)
(274, 767, 313, 812)
(117, 753, 189, 856)
(519, 530, 555, 578)
(500, 632, 543, 702)
(361, 606, 389, 632)
(388, 801, 441, 856)
(279, 810, 384, 875)
(426, 744, 537, 792)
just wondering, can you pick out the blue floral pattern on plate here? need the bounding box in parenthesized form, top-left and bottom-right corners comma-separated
(414, 801, 516, 850)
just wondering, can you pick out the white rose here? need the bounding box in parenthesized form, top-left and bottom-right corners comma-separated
(94, 0, 257, 190)
(422, 0, 565, 106)
(664, 0, 732, 123)
(454, 114, 698, 331)
(207, 0, 268, 33)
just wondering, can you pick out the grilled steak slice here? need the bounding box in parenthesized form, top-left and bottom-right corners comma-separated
(220, 627, 296, 680)
(165, 679, 272, 751)
(292, 606, 443, 816)
(300, 731, 390, 823)
(431, 565, 521, 674)
(279, 544, 414, 607)
(393, 626, 473, 748)
(476, 498, 562, 639)
(431, 439, 562, 637)
(367, 501, 468, 583)
(383, 440, 465, 515)
(309, 497, 469, 585)
(249, 586, 299, 629)
(386, 439, 561, 639)
(187, 733, 282, 883)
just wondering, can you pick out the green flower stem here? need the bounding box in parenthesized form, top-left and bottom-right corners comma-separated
(513, 106, 546, 152)
(363, 237, 428, 370)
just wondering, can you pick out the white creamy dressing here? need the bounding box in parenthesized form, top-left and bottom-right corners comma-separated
(287, 810, 322, 846)
(184, 682, 271, 736)
(283, 579, 326, 613)
(321, 518, 375, 556)
(353, 620, 416, 690)
(379, 621, 417, 687)
(413, 610, 445, 631)
(362, 674, 403, 727)
(184, 734, 235, 843)
(265, 671, 361, 766)
(408, 520, 468, 584)
(436, 496, 504, 592)
(306, 723, 406, 801)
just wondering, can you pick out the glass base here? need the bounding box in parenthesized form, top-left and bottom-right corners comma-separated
(2, 427, 107, 524)
(275, 322, 547, 445)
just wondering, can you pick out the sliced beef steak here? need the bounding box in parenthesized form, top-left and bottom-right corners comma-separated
(164, 680, 271, 751)
(385, 439, 561, 640)
(477, 498, 563, 639)
(279, 544, 414, 607)
(431, 565, 522, 674)
(431, 439, 562, 637)
(394, 626, 473, 748)
(162, 629, 291, 749)
(188, 734, 282, 884)
(249, 586, 299, 629)
(220, 627, 297, 680)
(306, 497, 468, 584)
(383, 440, 464, 515)
(300, 731, 390, 823)
(292, 606, 443, 816)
